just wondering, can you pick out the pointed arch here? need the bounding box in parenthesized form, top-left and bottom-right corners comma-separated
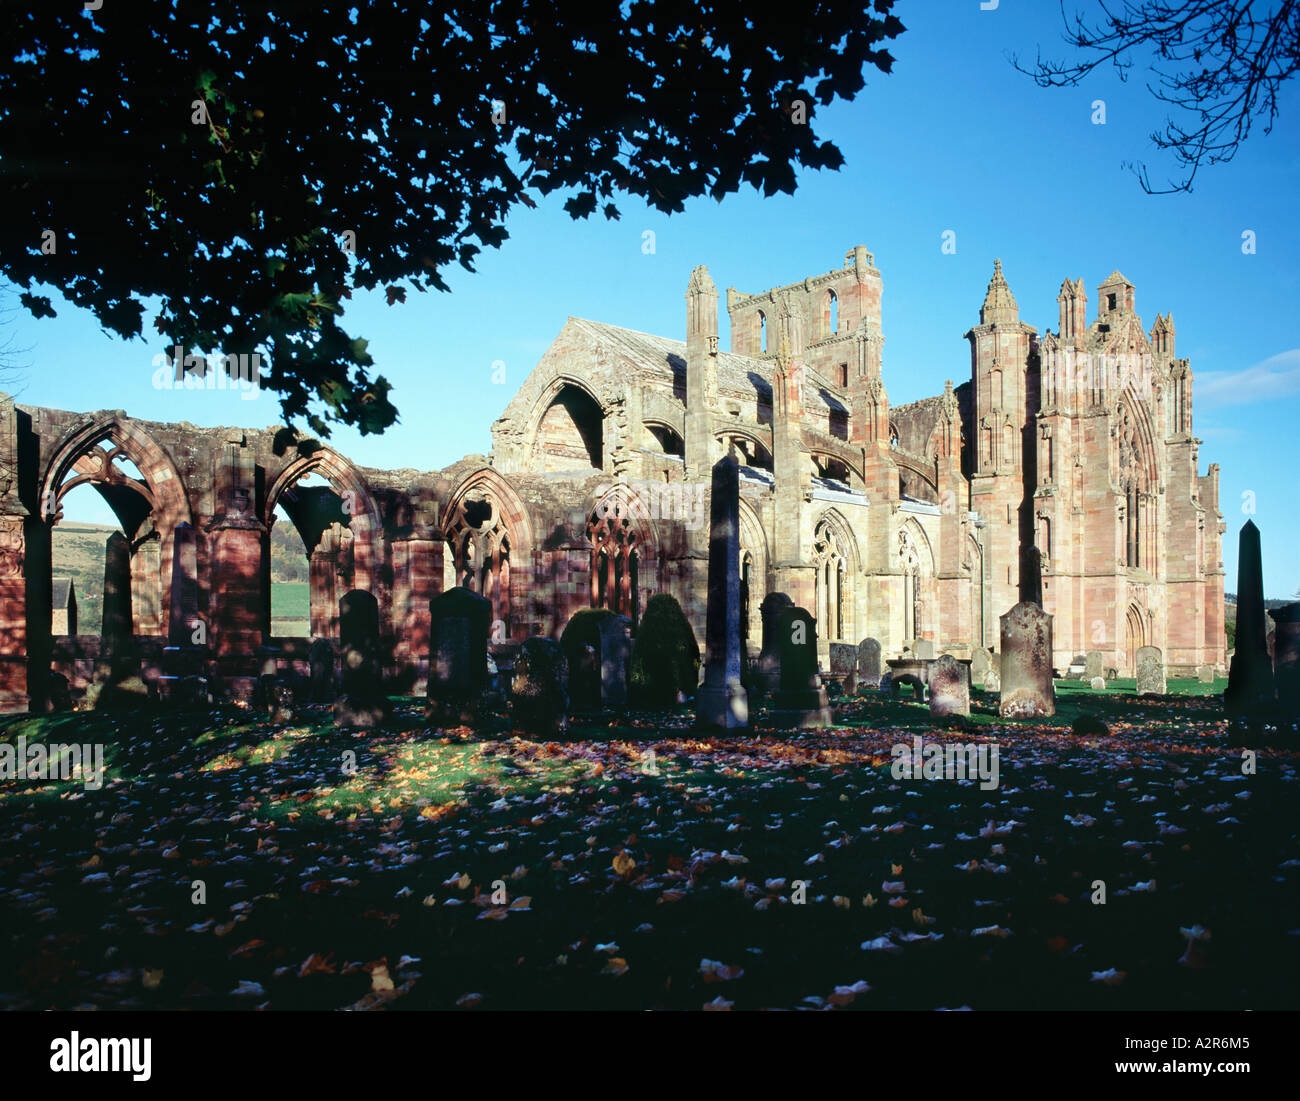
(443, 467, 534, 638)
(737, 497, 768, 644)
(528, 376, 607, 472)
(898, 516, 936, 643)
(812, 507, 859, 643)
(587, 481, 659, 624)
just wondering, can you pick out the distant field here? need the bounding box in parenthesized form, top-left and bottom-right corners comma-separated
(271, 582, 310, 636)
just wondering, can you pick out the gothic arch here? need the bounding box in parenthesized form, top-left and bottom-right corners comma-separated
(717, 428, 773, 471)
(898, 516, 935, 643)
(38, 416, 193, 640)
(587, 481, 659, 624)
(527, 375, 609, 472)
(812, 508, 859, 643)
(443, 467, 534, 638)
(737, 498, 768, 643)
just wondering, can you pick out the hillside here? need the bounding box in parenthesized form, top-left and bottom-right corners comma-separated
(52, 521, 310, 635)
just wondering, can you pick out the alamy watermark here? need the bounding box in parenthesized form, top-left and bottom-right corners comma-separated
(0, 737, 105, 791)
(891, 735, 1000, 790)
(151, 345, 261, 401)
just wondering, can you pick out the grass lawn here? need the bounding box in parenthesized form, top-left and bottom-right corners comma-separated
(0, 682, 1295, 1011)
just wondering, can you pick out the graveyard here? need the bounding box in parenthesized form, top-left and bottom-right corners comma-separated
(0, 467, 1294, 1013)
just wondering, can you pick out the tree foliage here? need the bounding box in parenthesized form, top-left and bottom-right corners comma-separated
(0, 2, 904, 436)
(1015, 1, 1299, 193)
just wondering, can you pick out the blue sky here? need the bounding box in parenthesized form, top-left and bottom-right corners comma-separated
(6, 1, 1298, 596)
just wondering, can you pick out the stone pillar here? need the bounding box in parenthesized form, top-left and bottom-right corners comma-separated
(130, 533, 162, 636)
(684, 265, 719, 479)
(208, 436, 265, 693)
(91, 532, 146, 708)
(0, 510, 29, 712)
(696, 453, 748, 729)
(1225, 520, 1275, 717)
(391, 521, 442, 693)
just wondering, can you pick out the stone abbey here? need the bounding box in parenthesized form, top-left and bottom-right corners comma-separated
(0, 246, 1225, 710)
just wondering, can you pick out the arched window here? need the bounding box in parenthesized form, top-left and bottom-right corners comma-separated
(588, 502, 640, 623)
(813, 518, 851, 642)
(758, 310, 768, 353)
(824, 290, 838, 337)
(740, 551, 752, 642)
(444, 493, 513, 633)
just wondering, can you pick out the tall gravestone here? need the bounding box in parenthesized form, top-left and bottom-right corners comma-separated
(1272, 602, 1300, 717)
(511, 637, 568, 734)
(1136, 645, 1167, 696)
(769, 606, 831, 728)
(697, 454, 749, 729)
(161, 522, 208, 704)
(92, 533, 147, 709)
(598, 615, 633, 709)
(426, 586, 491, 724)
(928, 653, 970, 717)
(828, 642, 858, 696)
(857, 637, 882, 693)
(970, 646, 991, 688)
(999, 601, 1055, 718)
(757, 592, 794, 698)
(334, 589, 388, 728)
(1225, 520, 1275, 717)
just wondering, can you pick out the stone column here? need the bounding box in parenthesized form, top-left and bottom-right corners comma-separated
(208, 436, 265, 694)
(391, 519, 442, 694)
(696, 453, 748, 729)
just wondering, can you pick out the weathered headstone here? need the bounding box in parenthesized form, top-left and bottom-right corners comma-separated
(598, 614, 632, 709)
(308, 637, 336, 702)
(828, 642, 858, 696)
(511, 637, 568, 734)
(697, 454, 749, 730)
(1136, 645, 1166, 696)
(426, 586, 492, 723)
(333, 589, 389, 728)
(1195, 664, 1215, 684)
(1225, 520, 1275, 717)
(857, 637, 882, 693)
(1067, 654, 1087, 679)
(1085, 651, 1104, 681)
(769, 606, 831, 728)
(984, 668, 1001, 693)
(998, 601, 1055, 718)
(914, 639, 936, 660)
(928, 654, 970, 717)
(1090, 675, 1106, 691)
(1272, 601, 1300, 717)
(756, 592, 794, 698)
(970, 646, 991, 688)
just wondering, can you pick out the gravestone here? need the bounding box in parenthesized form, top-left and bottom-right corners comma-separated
(769, 606, 831, 728)
(913, 639, 936, 660)
(1067, 654, 1087, 679)
(1090, 675, 1106, 691)
(308, 638, 336, 702)
(91, 533, 148, 710)
(998, 601, 1055, 718)
(569, 643, 601, 713)
(697, 454, 749, 729)
(970, 646, 991, 688)
(857, 637, 883, 693)
(928, 654, 970, 717)
(598, 615, 632, 708)
(1085, 651, 1104, 681)
(1196, 664, 1215, 684)
(828, 642, 858, 696)
(757, 592, 794, 697)
(983, 668, 1001, 693)
(1136, 645, 1166, 696)
(45, 672, 72, 713)
(511, 637, 568, 734)
(1225, 521, 1275, 717)
(426, 586, 492, 723)
(1272, 602, 1300, 717)
(333, 589, 389, 728)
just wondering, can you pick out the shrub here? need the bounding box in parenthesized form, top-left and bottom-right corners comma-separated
(629, 594, 699, 707)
